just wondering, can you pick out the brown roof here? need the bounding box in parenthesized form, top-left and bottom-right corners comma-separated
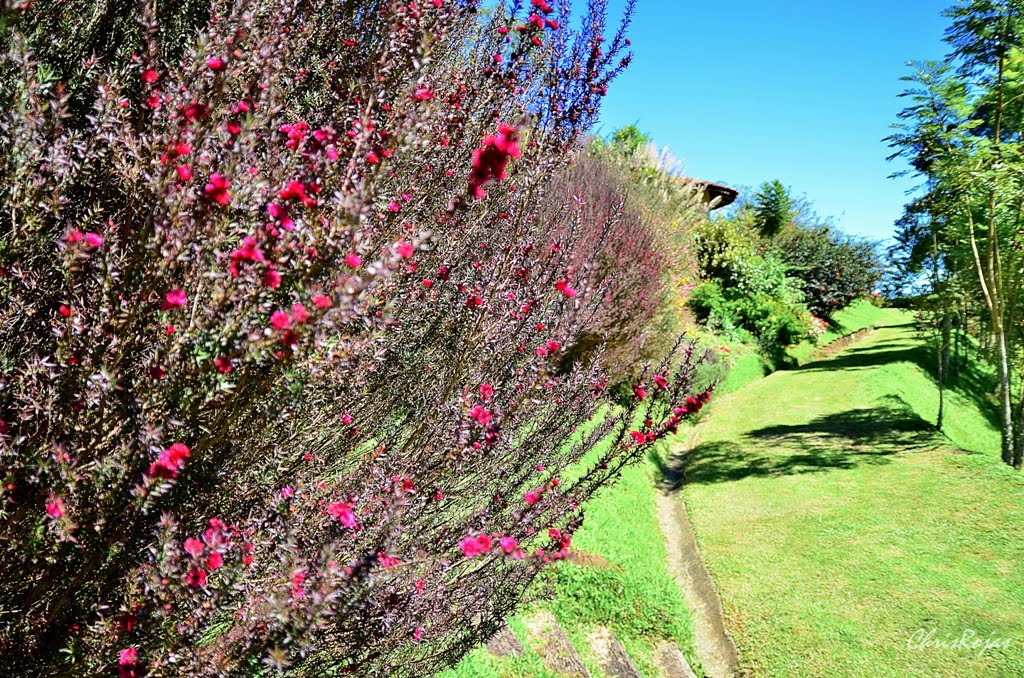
(681, 178, 739, 210)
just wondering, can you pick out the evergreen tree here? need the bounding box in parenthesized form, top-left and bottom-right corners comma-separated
(752, 179, 793, 238)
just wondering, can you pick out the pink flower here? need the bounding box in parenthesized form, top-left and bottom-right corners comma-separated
(146, 442, 191, 479)
(270, 310, 291, 330)
(119, 648, 138, 666)
(312, 294, 332, 309)
(546, 340, 560, 353)
(459, 533, 493, 558)
(413, 628, 424, 642)
(387, 200, 401, 212)
(327, 501, 357, 528)
(633, 385, 647, 401)
(524, 491, 540, 506)
(291, 303, 309, 324)
(500, 536, 518, 554)
(206, 552, 224, 570)
(184, 537, 205, 557)
(479, 383, 494, 400)
(396, 241, 414, 258)
(653, 374, 668, 389)
(185, 567, 207, 588)
(345, 252, 362, 268)
(262, 268, 282, 289)
(555, 279, 576, 298)
(45, 496, 65, 519)
(206, 56, 226, 71)
(413, 87, 434, 101)
(280, 486, 294, 499)
(162, 289, 187, 310)
(118, 648, 141, 678)
(176, 164, 192, 182)
(84, 232, 103, 248)
(203, 173, 231, 206)
(467, 123, 521, 199)
(377, 551, 400, 568)
(366, 151, 380, 164)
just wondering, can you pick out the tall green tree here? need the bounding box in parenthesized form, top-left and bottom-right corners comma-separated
(752, 179, 793, 238)
(891, 1, 1024, 467)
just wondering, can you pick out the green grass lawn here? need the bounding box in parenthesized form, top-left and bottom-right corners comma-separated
(680, 309, 1024, 677)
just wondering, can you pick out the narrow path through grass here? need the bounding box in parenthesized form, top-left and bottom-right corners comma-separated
(676, 309, 1024, 677)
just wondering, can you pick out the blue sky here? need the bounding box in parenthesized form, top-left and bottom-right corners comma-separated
(596, 0, 952, 242)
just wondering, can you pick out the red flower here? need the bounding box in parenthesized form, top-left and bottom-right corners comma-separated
(345, 252, 362, 268)
(469, 404, 492, 426)
(141, 69, 159, 84)
(467, 123, 521, 199)
(545, 340, 560, 353)
(459, 533, 493, 557)
(206, 56, 226, 71)
(58, 305, 72, 317)
(366, 151, 380, 164)
(653, 374, 668, 389)
(214, 356, 233, 374)
(146, 442, 191, 479)
(555, 280, 577, 298)
(633, 384, 647, 401)
(629, 430, 646, 444)
(203, 173, 231, 207)
(185, 567, 207, 588)
(327, 501, 357, 528)
(206, 552, 224, 570)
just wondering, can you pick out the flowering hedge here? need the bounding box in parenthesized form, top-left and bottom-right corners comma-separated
(0, 0, 713, 674)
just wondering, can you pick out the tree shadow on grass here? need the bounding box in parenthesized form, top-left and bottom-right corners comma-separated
(795, 326, 1001, 436)
(654, 396, 939, 492)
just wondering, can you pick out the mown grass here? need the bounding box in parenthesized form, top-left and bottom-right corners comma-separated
(679, 309, 1024, 677)
(786, 299, 887, 365)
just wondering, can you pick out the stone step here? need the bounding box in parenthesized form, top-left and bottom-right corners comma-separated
(587, 627, 643, 678)
(486, 624, 524, 658)
(653, 642, 699, 678)
(524, 610, 592, 678)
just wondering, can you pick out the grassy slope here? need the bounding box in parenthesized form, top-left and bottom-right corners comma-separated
(682, 309, 1024, 677)
(444, 300, 888, 678)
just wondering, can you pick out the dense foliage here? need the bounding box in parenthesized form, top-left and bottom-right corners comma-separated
(773, 226, 880, 319)
(0, 0, 716, 675)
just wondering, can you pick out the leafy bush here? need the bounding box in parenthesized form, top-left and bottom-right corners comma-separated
(0, 0, 715, 675)
(690, 220, 811, 357)
(772, 226, 880, 319)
